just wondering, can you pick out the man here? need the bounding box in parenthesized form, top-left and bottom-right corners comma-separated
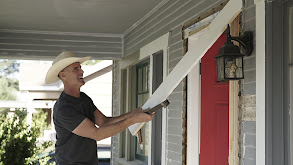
(45, 51, 154, 165)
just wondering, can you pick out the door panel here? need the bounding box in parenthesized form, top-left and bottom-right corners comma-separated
(216, 103, 229, 163)
(200, 34, 229, 165)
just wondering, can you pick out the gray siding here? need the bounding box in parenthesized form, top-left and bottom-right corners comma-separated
(0, 30, 122, 60)
(242, 0, 256, 96)
(123, 0, 226, 58)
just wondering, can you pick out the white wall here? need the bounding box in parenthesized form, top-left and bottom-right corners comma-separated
(81, 68, 113, 146)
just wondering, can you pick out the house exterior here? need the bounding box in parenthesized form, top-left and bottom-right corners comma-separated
(110, 0, 292, 165)
(0, 0, 292, 165)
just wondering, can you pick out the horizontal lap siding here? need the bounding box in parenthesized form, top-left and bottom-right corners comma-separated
(120, 0, 225, 164)
(123, 0, 225, 57)
(0, 30, 122, 60)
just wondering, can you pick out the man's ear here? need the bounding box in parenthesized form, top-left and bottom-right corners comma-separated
(59, 71, 65, 79)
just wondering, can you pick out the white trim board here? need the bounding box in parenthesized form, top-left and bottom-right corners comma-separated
(128, 0, 242, 135)
(187, 63, 201, 165)
(186, 27, 206, 165)
(139, 33, 169, 61)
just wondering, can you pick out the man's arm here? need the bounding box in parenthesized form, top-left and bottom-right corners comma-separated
(72, 110, 154, 141)
(94, 107, 145, 127)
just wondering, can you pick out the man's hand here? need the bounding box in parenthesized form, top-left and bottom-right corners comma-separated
(129, 107, 144, 116)
(131, 107, 155, 123)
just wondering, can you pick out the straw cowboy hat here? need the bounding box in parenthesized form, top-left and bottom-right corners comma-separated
(45, 51, 91, 84)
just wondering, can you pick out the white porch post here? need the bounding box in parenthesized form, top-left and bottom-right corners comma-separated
(255, 0, 266, 165)
(26, 100, 35, 127)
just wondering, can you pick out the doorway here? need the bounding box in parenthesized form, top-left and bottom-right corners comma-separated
(187, 31, 229, 165)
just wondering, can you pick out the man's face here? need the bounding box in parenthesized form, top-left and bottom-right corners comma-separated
(60, 62, 85, 88)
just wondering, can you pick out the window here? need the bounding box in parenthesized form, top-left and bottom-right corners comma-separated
(118, 66, 137, 162)
(135, 60, 150, 162)
(117, 60, 151, 164)
(116, 33, 169, 165)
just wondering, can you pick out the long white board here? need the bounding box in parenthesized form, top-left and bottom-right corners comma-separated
(128, 0, 242, 135)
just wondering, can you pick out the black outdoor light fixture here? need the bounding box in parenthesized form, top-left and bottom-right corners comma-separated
(215, 25, 253, 81)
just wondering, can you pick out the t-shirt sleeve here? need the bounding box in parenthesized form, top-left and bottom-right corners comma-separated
(82, 92, 98, 112)
(91, 100, 98, 112)
(56, 104, 86, 132)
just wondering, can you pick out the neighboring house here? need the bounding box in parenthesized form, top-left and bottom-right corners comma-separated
(6, 60, 113, 146)
(0, 0, 292, 165)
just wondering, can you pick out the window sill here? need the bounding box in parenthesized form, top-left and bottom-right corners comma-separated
(114, 158, 145, 165)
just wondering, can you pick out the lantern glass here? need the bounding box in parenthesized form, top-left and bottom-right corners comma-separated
(224, 56, 243, 79)
(216, 56, 225, 81)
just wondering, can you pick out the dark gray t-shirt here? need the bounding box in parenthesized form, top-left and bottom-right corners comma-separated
(53, 91, 98, 165)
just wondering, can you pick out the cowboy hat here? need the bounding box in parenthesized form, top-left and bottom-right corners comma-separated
(45, 51, 91, 84)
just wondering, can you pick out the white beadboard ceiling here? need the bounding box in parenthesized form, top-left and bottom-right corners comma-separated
(0, 0, 164, 34)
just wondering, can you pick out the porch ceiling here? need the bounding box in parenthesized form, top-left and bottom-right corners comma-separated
(0, 0, 164, 60)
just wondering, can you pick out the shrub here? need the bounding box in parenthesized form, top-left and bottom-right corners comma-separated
(0, 109, 54, 165)
(32, 109, 51, 137)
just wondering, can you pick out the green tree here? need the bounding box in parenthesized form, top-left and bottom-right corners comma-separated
(0, 76, 18, 100)
(0, 75, 19, 114)
(0, 60, 20, 114)
(82, 59, 102, 66)
(32, 109, 51, 137)
(0, 109, 54, 165)
(0, 59, 19, 78)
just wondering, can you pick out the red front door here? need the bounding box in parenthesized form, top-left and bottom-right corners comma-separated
(200, 34, 229, 165)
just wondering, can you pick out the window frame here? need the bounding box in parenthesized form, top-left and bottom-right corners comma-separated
(263, 0, 292, 164)
(116, 33, 169, 165)
(285, 1, 293, 164)
(135, 60, 150, 162)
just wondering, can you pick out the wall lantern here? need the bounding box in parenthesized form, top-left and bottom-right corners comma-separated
(215, 25, 253, 81)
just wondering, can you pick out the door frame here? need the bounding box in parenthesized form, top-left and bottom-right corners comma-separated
(186, 17, 241, 165)
(187, 63, 201, 165)
(186, 30, 203, 165)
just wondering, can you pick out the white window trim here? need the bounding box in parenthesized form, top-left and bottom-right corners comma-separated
(139, 32, 169, 165)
